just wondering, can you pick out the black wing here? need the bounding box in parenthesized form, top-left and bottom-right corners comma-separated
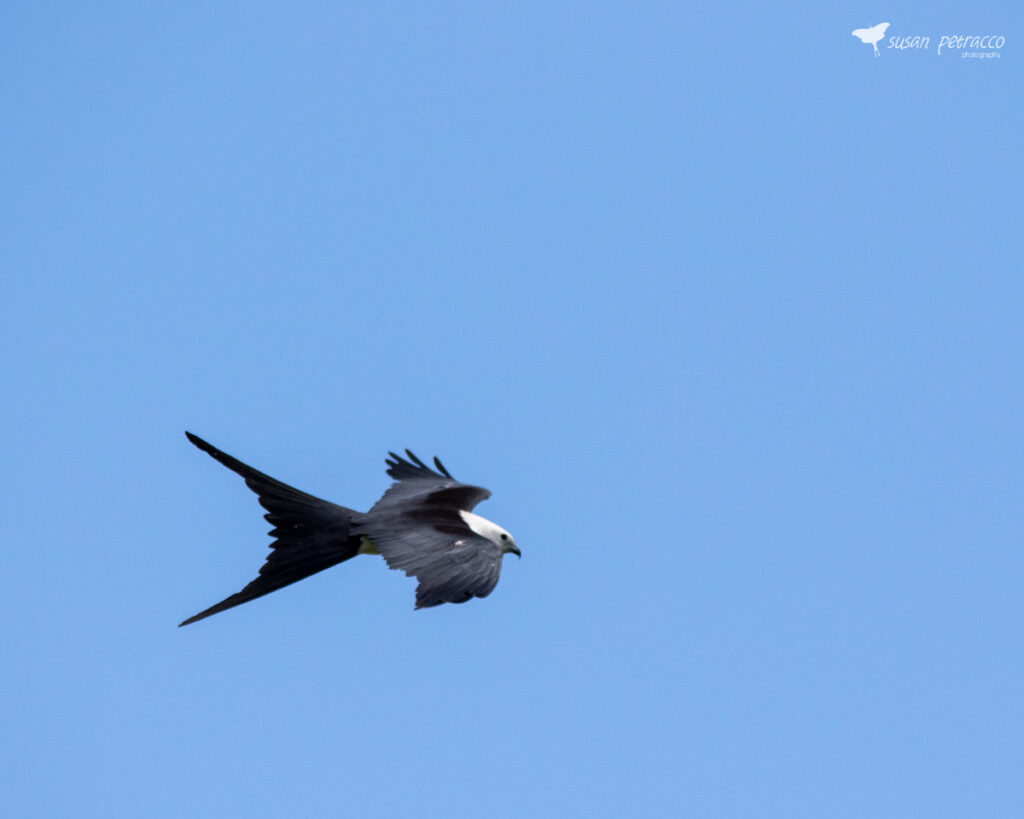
(371, 449, 491, 514)
(358, 512, 503, 609)
(357, 450, 501, 608)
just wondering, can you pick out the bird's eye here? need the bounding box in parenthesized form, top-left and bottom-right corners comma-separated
(500, 533, 508, 540)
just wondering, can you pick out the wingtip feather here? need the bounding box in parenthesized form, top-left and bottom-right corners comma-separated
(433, 456, 452, 478)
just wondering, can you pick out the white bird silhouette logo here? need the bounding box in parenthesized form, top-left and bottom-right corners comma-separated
(852, 22, 890, 56)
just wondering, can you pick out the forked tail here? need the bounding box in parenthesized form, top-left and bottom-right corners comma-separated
(180, 432, 361, 625)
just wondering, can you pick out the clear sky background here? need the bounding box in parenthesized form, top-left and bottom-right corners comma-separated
(2, 2, 1021, 816)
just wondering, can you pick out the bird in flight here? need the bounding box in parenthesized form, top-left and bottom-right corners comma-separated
(851, 22, 890, 56)
(180, 432, 519, 625)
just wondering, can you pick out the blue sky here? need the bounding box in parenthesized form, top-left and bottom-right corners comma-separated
(2, 2, 1021, 816)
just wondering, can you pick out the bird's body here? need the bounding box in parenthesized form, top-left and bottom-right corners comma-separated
(180, 433, 519, 625)
(852, 22, 890, 56)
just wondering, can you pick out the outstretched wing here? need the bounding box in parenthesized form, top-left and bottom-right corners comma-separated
(363, 517, 503, 609)
(357, 450, 501, 608)
(372, 449, 491, 513)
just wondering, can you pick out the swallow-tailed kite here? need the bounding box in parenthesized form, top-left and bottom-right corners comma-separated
(180, 433, 519, 625)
